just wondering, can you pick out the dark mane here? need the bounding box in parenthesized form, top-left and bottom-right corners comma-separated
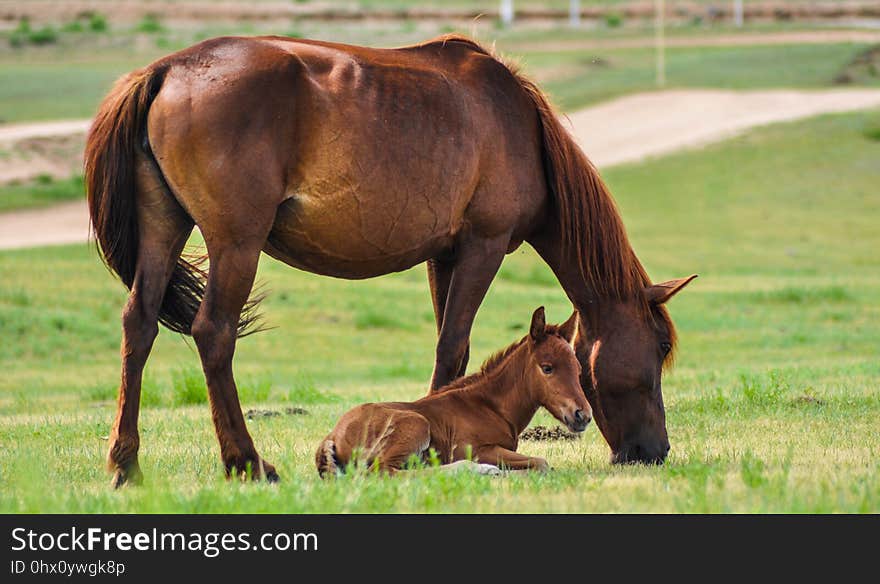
(421, 34, 677, 358)
(506, 58, 651, 301)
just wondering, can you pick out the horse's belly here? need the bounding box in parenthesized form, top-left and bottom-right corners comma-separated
(265, 188, 459, 279)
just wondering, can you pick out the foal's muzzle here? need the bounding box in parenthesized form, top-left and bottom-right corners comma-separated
(567, 409, 591, 433)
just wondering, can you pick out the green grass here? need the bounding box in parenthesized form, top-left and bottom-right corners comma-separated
(0, 53, 159, 123)
(1, 110, 878, 512)
(0, 175, 84, 212)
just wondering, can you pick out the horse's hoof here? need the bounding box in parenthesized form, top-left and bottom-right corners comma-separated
(264, 465, 280, 483)
(258, 458, 280, 483)
(228, 458, 279, 483)
(110, 463, 143, 489)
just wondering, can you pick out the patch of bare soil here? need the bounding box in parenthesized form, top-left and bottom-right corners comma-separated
(834, 44, 880, 85)
(0, 120, 90, 185)
(245, 407, 309, 420)
(793, 395, 826, 406)
(520, 425, 581, 441)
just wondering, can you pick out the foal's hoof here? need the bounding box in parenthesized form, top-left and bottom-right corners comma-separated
(110, 463, 143, 489)
(442, 460, 502, 476)
(474, 463, 502, 476)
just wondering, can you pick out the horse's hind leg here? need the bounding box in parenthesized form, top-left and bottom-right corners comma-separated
(191, 223, 278, 482)
(108, 155, 193, 488)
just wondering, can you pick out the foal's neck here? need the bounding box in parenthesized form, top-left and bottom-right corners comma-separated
(470, 345, 540, 437)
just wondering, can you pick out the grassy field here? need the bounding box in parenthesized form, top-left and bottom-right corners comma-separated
(0, 175, 84, 212)
(1, 109, 878, 512)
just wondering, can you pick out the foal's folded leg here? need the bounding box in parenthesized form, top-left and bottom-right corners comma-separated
(370, 412, 432, 475)
(474, 446, 550, 472)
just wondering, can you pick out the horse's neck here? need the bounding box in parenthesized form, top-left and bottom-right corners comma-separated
(470, 351, 540, 436)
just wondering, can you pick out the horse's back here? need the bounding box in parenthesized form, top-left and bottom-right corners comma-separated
(146, 35, 546, 276)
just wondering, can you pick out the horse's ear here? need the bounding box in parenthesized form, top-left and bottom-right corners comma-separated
(644, 274, 698, 305)
(530, 306, 547, 342)
(558, 311, 578, 343)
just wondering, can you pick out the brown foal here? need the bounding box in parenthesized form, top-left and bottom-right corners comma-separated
(316, 308, 591, 476)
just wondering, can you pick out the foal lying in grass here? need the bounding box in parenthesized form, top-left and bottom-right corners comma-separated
(316, 307, 591, 476)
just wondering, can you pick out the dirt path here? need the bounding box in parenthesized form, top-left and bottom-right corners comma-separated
(517, 30, 880, 53)
(0, 201, 91, 250)
(0, 120, 91, 143)
(568, 88, 880, 167)
(2, 87, 880, 250)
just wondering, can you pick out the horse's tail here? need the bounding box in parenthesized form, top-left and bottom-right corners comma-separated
(510, 69, 649, 300)
(84, 65, 261, 337)
(315, 439, 341, 479)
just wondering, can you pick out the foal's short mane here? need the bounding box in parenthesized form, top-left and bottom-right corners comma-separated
(437, 325, 567, 393)
(419, 34, 677, 361)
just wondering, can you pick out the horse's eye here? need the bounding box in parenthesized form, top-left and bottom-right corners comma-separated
(541, 364, 554, 375)
(660, 342, 672, 355)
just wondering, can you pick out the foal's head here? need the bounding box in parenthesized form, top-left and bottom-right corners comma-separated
(524, 307, 591, 433)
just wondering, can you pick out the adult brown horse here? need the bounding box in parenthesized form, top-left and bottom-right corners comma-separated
(85, 34, 695, 487)
(316, 307, 590, 476)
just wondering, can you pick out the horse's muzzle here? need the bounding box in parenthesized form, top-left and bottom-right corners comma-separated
(611, 441, 670, 465)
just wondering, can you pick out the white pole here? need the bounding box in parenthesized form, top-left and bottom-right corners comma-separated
(656, 0, 665, 87)
(734, 0, 744, 27)
(570, 0, 581, 27)
(500, 0, 514, 27)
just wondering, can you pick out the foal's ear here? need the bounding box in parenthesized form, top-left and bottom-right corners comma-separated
(644, 274, 698, 305)
(530, 306, 547, 342)
(558, 311, 578, 343)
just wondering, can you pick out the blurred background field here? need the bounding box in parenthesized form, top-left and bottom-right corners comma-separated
(0, 1, 878, 512)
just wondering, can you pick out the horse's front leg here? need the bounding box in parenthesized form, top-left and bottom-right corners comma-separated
(428, 234, 509, 392)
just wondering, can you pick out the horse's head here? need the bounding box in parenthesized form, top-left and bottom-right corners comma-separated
(571, 275, 696, 464)
(525, 307, 591, 433)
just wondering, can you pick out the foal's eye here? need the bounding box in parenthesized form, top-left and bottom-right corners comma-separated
(660, 342, 672, 355)
(541, 364, 554, 375)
